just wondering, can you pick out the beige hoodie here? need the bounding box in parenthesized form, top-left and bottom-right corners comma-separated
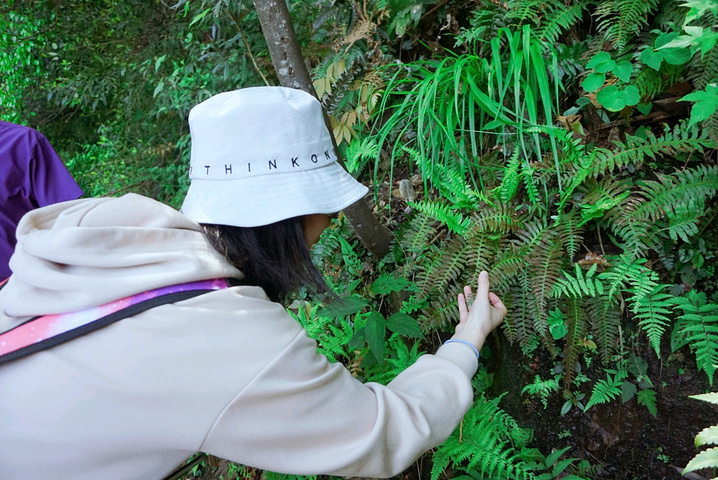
(0, 194, 477, 480)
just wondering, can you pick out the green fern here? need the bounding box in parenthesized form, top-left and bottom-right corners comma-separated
(595, 0, 660, 53)
(410, 199, 472, 235)
(632, 285, 677, 357)
(505, 270, 542, 354)
(534, 1, 590, 46)
(684, 392, 718, 475)
(671, 290, 718, 386)
(431, 394, 534, 480)
(584, 368, 628, 411)
(562, 296, 589, 386)
(495, 149, 521, 203)
(552, 263, 605, 299)
(586, 296, 622, 363)
(636, 164, 718, 236)
(364, 335, 422, 384)
(416, 236, 469, 299)
(399, 212, 438, 257)
(291, 301, 356, 363)
(589, 122, 711, 178)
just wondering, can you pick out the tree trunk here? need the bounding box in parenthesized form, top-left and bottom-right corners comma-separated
(251, 0, 392, 259)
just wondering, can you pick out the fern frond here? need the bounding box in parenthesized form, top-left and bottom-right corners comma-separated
(291, 301, 355, 363)
(554, 210, 585, 259)
(595, 0, 660, 53)
(589, 123, 711, 178)
(534, 1, 589, 46)
(504, 269, 540, 353)
(633, 285, 677, 357)
(586, 296, 622, 363)
(431, 394, 533, 480)
(465, 233, 506, 286)
(411, 199, 472, 235)
(495, 149, 522, 203)
(364, 335, 422, 384)
(597, 255, 645, 302)
(398, 212, 438, 256)
(552, 263, 605, 299)
(605, 197, 655, 258)
(637, 164, 718, 226)
(465, 200, 527, 235)
(562, 296, 589, 386)
(488, 249, 525, 295)
(416, 236, 468, 298)
(672, 290, 718, 386)
(584, 369, 628, 410)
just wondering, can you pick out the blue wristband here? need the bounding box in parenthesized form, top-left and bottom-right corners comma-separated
(443, 339, 480, 359)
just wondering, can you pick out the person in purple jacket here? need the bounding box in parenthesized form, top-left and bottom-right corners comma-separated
(0, 120, 83, 279)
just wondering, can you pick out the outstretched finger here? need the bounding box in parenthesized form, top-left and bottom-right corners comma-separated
(476, 270, 490, 303)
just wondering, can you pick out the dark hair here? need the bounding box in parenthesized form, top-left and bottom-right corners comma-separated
(201, 217, 331, 304)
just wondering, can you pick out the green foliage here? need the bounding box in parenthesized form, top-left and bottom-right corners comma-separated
(522, 375, 561, 409)
(373, 25, 563, 195)
(671, 290, 718, 385)
(595, 0, 660, 53)
(9, 0, 718, 476)
(431, 395, 534, 480)
(684, 392, 718, 475)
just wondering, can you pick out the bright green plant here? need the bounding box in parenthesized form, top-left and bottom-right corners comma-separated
(431, 394, 535, 480)
(373, 25, 563, 196)
(522, 375, 561, 409)
(684, 392, 718, 475)
(671, 290, 718, 385)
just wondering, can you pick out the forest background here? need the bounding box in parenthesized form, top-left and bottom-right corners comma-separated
(2, 0, 718, 478)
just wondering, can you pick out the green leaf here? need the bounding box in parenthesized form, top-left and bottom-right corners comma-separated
(662, 48, 693, 65)
(596, 85, 625, 111)
(621, 85, 641, 106)
(612, 61, 633, 82)
(682, 0, 718, 23)
(544, 446, 572, 466)
(587, 51, 615, 73)
(690, 392, 718, 405)
(637, 389, 657, 417)
(365, 311, 386, 362)
(654, 32, 680, 49)
(386, 312, 424, 338)
(318, 296, 369, 317)
(684, 446, 718, 473)
(636, 102, 652, 115)
(696, 425, 718, 447)
(552, 458, 577, 477)
(369, 275, 413, 295)
(581, 72, 606, 92)
(681, 84, 718, 125)
(641, 48, 663, 70)
(548, 308, 568, 340)
(621, 381, 637, 402)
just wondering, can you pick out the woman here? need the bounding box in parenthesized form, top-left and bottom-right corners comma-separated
(0, 87, 506, 480)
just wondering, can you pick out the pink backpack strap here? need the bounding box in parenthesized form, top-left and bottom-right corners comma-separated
(0, 278, 230, 366)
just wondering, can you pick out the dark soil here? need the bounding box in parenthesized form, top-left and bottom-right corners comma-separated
(490, 332, 718, 480)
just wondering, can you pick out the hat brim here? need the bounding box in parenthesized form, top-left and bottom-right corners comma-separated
(181, 162, 369, 227)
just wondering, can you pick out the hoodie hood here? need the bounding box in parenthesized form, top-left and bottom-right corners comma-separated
(1, 194, 242, 317)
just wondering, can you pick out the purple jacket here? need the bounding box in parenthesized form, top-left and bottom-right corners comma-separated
(0, 121, 83, 279)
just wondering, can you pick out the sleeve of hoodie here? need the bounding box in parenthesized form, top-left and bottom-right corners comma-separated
(200, 313, 478, 478)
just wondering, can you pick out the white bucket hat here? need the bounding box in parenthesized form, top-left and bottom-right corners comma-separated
(181, 86, 368, 227)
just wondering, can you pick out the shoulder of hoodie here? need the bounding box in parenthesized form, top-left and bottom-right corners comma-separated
(160, 284, 305, 338)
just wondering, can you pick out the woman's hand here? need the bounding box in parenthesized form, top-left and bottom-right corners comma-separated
(452, 270, 507, 352)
